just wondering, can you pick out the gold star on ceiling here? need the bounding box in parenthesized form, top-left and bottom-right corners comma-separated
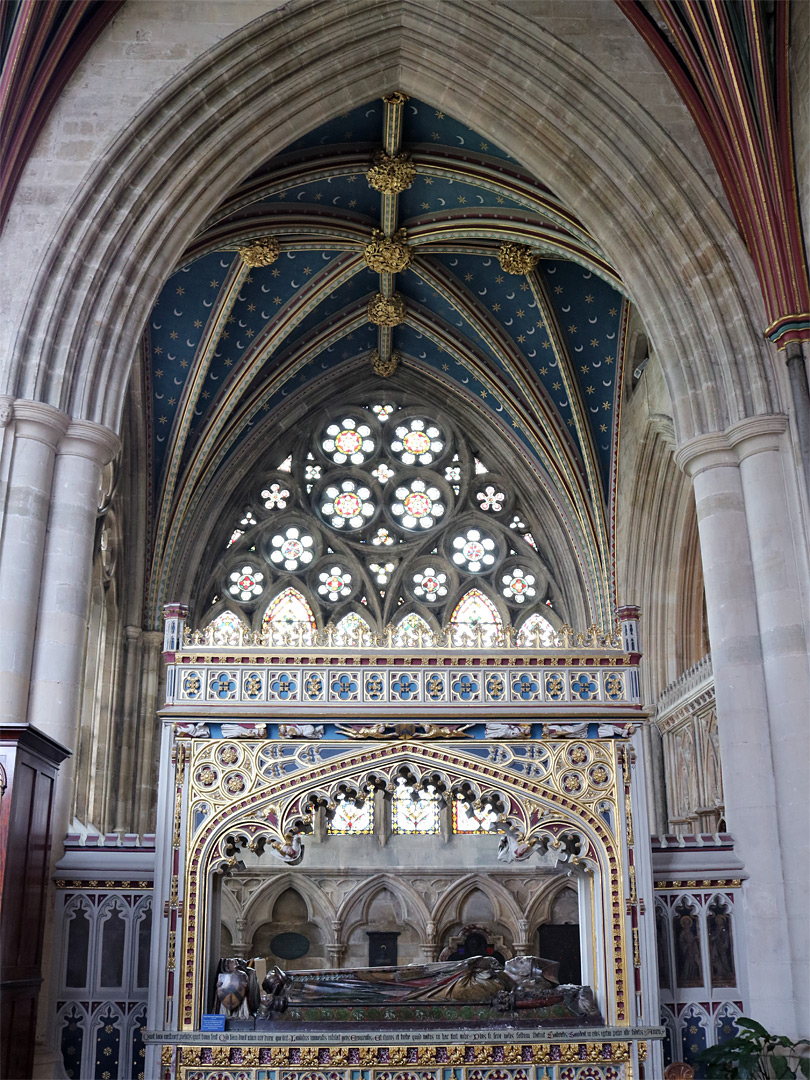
(554, 285, 563, 294)
(179, 359, 188, 368)
(210, 280, 219, 288)
(193, 319, 202, 328)
(176, 286, 184, 295)
(568, 325, 577, 333)
(590, 338, 599, 347)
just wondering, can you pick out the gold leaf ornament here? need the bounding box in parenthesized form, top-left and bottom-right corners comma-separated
(368, 293, 406, 327)
(498, 241, 540, 275)
(364, 228, 412, 273)
(238, 237, 280, 267)
(366, 151, 416, 193)
(370, 350, 400, 378)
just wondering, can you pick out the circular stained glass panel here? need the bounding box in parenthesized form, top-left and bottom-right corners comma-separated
(389, 477, 446, 530)
(389, 417, 445, 465)
(321, 416, 376, 465)
(319, 478, 376, 530)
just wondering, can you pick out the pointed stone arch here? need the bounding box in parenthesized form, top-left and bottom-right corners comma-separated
(4, 0, 773, 445)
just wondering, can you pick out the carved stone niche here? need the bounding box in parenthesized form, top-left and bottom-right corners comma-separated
(438, 924, 510, 964)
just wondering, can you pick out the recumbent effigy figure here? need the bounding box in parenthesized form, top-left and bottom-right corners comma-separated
(246, 954, 600, 1021)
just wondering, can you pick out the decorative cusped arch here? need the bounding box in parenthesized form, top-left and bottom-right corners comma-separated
(6, 0, 774, 445)
(179, 736, 633, 1028)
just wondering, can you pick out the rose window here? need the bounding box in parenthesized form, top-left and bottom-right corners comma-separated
(390, 418, 444, 465)
(317, 566, 352, 601)
(390, 478, 444, 529)
(261, 482, 290, 509)
(477, 485, 505, 512)
(322, 417, 375, 464)
(451, 528, 497, 572)
(501, 567, 536, 603)
(413, 567, 448, 602)
(269, 526, 315, 571)
(320, 479, 375, 529)
(228, 564, 264, 602)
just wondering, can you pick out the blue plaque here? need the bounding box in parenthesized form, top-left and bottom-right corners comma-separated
(200, 1014, 226, 1031)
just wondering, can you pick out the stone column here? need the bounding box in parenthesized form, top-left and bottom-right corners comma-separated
(134, 631, 167, 833)
(27, 420, 121, 832)
(676, 425, 799, 1032)
(114, 626, 144, 832)
(728, 416, 810, 1023)
(0, 400, 69, 725)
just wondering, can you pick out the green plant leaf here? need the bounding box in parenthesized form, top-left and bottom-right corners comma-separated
(798, 1055, 810, 1078)
(738, 1018, 771, 1039)
(771, 1055, 793, 1078)
(736, 1051, 758, 1078)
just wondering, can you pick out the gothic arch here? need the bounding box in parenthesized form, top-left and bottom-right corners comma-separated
(337, 873, 432, 941)
(5, 0, 774, 445)
(241, 873, 336, 943)
(431, 872, 524, 938)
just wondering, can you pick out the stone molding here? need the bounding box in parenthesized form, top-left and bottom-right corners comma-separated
(674, 413, 789, 475)
(655, 654, 713, 722)
(9, 398, 70, 448)
(59, 418, 121, 465)
(3, 1, 773, 437)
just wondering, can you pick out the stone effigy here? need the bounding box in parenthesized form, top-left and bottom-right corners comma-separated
(251, 955, 601, 1024)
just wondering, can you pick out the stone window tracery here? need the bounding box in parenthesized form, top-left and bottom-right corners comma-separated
(392, 779, 440, 834)
(215, 399, 561, 639)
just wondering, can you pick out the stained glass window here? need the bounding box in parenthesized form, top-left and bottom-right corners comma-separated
(476, 485, 505, 512)
(269, 526, 315, 571)
(319, 478, 376, 529)
(261, 482, 290, 509)
(449, 589, 502, 647)
(207, 611, 247, 645)
(328, 793, 373, 834)
(516, 612, 556, 648)
(262, 588, 316, 642)
(390, 418, 444, 465)
(228, 564, 264, 602)
(392, 612, 433, 647)
(390, 477, 445, 530)
(452, 796, 500, 833)
(334, 611, 372, 646)
(317, 565, 353, 602)
(501, 567, 537, 604)
(451, 528, 497, 572)
(412, 566, 448, 602)
(392, 778, 440, 834)
(321, 416, 376, 465)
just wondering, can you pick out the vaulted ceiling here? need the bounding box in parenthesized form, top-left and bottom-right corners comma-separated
(142, 94, 631, 627)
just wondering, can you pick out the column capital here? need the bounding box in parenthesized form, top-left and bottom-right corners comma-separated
(60, 419, 121, 465)
(9, 399, 70, 448)
(726, 414, 788, 461)
(675, 414, 789, 476)
(674, 431, 736, 477)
